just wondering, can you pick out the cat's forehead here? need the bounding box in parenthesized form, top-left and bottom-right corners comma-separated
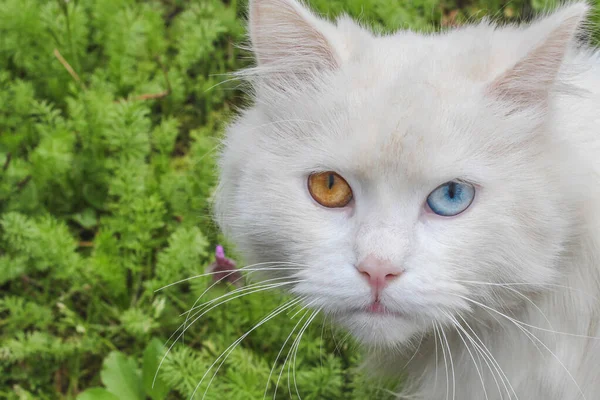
(333, 61, 481, 149)
(259, 28, 530, 183)
(344, 27, 516, 91)
(288, 77, 484, 185)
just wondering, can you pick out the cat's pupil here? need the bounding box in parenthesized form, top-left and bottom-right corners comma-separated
(448, 182, 456, 199)
(328, 173, 335, 190)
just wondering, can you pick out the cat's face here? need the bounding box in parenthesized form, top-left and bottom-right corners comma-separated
(216, 0, 585, 347)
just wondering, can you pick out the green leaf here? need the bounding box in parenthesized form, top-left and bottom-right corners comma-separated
(100, 352, 144, 400)
(72, 208, 98, 229)
(142, 338, 170, 400)
(77, 388, 120, 400)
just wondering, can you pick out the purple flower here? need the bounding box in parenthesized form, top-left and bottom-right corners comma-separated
(206, 245, 243, 287)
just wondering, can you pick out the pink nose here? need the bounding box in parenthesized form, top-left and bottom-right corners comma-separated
(357, 255, 403, 301)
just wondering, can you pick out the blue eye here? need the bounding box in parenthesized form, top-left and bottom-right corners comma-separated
(426, 181, 475, 216)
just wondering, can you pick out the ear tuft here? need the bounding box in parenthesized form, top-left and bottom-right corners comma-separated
(248, 0, 339, 70)
(487, 2, 589, 109)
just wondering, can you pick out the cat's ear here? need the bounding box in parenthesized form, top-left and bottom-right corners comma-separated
(487, 3, 589, 109)
(248, 0, 341, 70)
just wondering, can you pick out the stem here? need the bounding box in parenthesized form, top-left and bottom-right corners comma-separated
(53, 49, 85, 89)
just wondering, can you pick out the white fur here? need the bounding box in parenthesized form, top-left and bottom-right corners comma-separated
(215, 1, 600, 398)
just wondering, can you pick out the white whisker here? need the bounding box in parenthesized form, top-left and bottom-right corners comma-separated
(196, 297, 306, 400)
(181, 275, 299, 317)
(263, 300, 316, 399)
(439, 320, 456, 400)
(291, 309, 321, 399)
(455, 294, 588, 400)
(444, 311, 490, 400)
(274, 309, 313, 400)
(432, 320, 439, 392)
(433, 322, 450, 400)
(457, 314, 518, 400)
(155, 261, 306, 292)
(179, 275, 300, 343)
(154, 280, 302, 389)
(451, 279, 598, 301)
(172, 279, 301, 349)
(402, 331, 425, 369)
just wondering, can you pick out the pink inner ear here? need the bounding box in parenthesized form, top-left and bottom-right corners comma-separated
(249, 0, 339, 70)
(216, 245, 225, 259)
(486, 7, 586, 109)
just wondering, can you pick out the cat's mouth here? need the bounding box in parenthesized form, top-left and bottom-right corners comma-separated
(366, 302, 387, 313)
(333, 301, 419, 346)
(350, 301, 404, 318)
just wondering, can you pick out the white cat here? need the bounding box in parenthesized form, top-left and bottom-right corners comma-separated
(214, 0, 600, 398)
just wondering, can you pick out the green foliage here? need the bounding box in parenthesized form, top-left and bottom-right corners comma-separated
(99, 352, 144, 400)
(0, 0, 598, 399)
(142, 340, 170, 400)
(76, 339, 168, 400)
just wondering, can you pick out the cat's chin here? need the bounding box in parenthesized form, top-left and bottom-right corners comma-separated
(333, 311, 420, 347)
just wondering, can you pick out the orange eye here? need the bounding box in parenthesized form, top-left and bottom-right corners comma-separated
(308, 172, 353, 208)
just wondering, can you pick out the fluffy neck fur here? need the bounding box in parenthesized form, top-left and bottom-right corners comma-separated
(215, 1, 600, 398)
(381, 226, 600, 399)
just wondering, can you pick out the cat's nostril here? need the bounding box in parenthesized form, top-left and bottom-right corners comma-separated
(385, 272, 400, 281)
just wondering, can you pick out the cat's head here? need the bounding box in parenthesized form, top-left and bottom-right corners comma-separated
(215, 0, 589, 347)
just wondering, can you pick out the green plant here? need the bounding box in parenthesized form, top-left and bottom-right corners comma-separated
(77, 339, 169, 400)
